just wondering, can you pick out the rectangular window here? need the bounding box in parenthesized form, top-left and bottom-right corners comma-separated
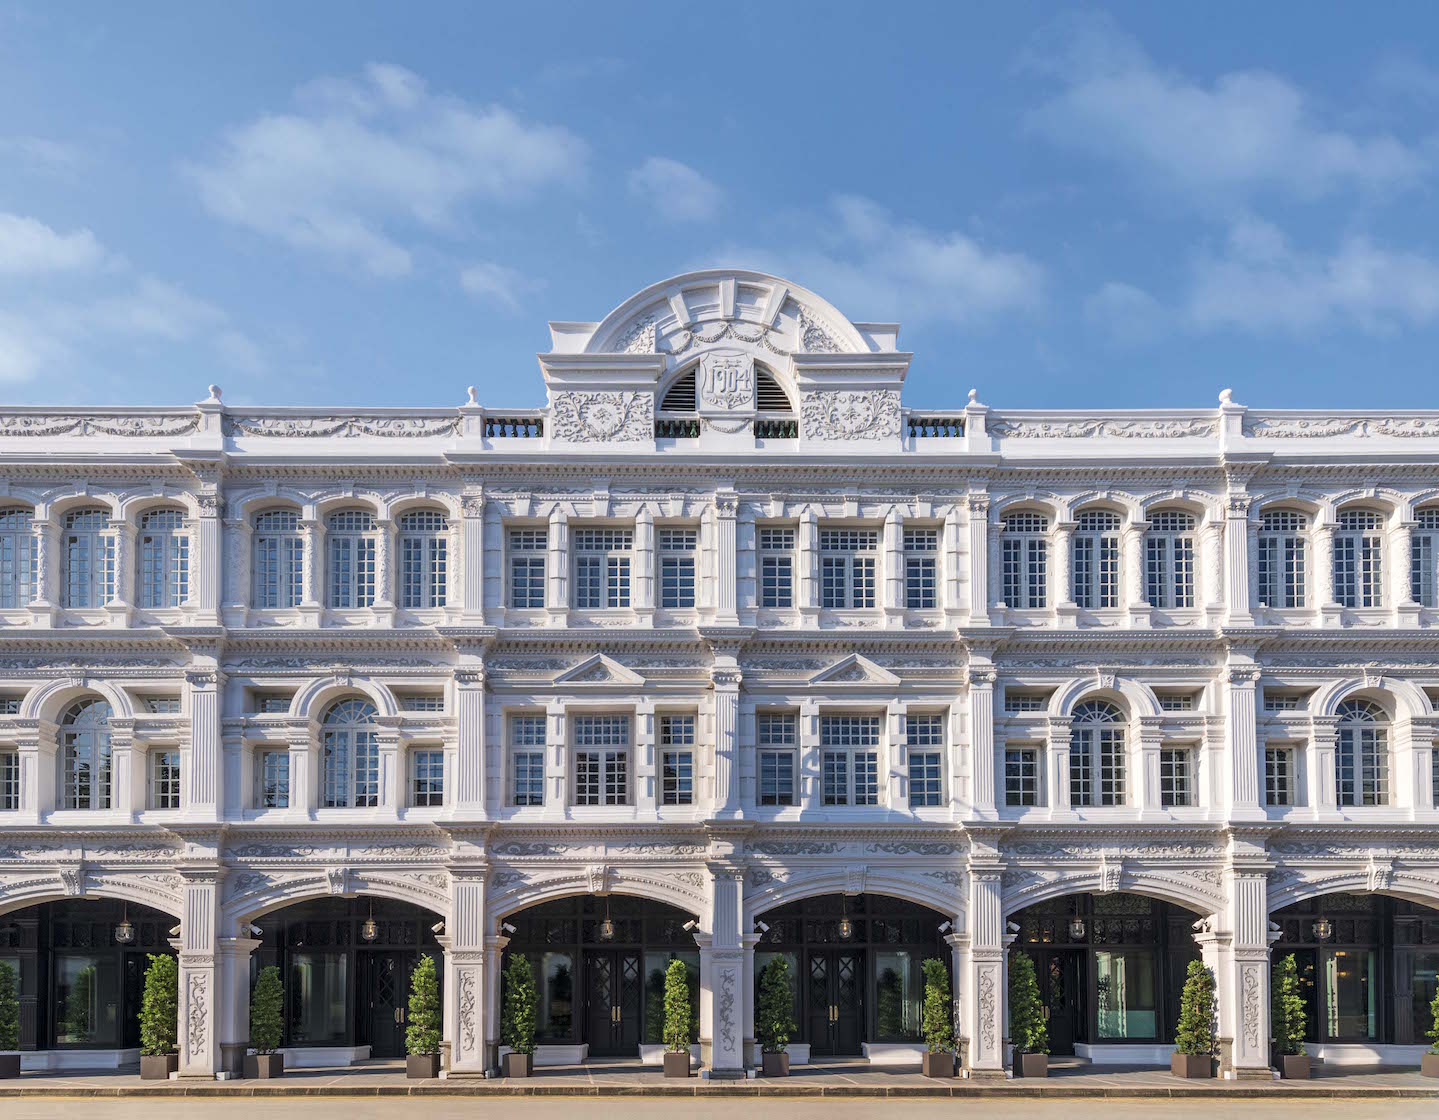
(758, 527, 795, 608)
(820, 714, 881, 806)
(1156, 692, 1196, 712)
(572, 714, 630, 806)
(254, 693, 292, 714)
(1004, 691, 1048, 713)
(411, 748, 444, 807)
(903, 528, 939, 610)
(1265, 746, 1294, 807)
(257, 749, 290, 809)
(328, 534, 376, 609)
(757, 713, 797, 807)
(1001, 513, 1049, 609)
(150, 749, 181, 810)
(0, 697, 20, 715)
(510, 714, 546, 806)
(509, 529, 548, 609)
(1334, 514, 1384, 609)
(573, 528, 633, 609)
(400, 531, 447, 609)
(906, 713, 944, 807)
(1005, 748, 1040, 806)
(658, 528, 697, 609)
(0, 751, 18, 810)
(659, 714, 695, 806)
(1071, 729, 1126, 806)
(1263, 692, 1303, 712)
(1412, 518, 1439, 608)
(1337, 727, 1388, 806)
(1159, 748, 1193, 807)
(1258, 513, 1307, 608)
(397, 693, 445, 713)
(144, 696, 181, 714)
(819, 528, 878, 609)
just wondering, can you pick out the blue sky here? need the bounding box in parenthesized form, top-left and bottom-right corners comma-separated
(2, 2, 1438, 410)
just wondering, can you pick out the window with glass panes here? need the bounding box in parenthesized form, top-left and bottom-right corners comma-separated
(1004, 691, 1048, 713)
(61, 698, 112, 810)
(62, 508, 114, 608)
(1145, 510, 1195, 608)
(1005, 747, 1040, 806)
(903, 528, 939, 609)
(399, 509, 447, 609)
(1072, 510, 1121, 609)
(253, 509, 304, 609)
(150, 750, 181, 810)
(1070, 700, 1126, 806)
(658, 528, 697, 609)
(327, 509, 378, 608)
(659, 714, 695, 805)
(906, 714, 944, 806)
(1334, 510, 1385, 608)
(321, 698, 380, 808)
(1336, 698, 1388, 806)
(758, 527, 795, 608)
(1257, 509, 1308, 608)
(510, 715, 546, 806)
(1159, 748, 1192, 807)
(0, 751, 18, 810)
(256, 749, 290, 808)
(573, 528, 632, 609)
(0, 508, 36, 609)
(254, 692, 293, 714)
(1264, 692, 1303, 712)
(820, 528, 878, 608)
(1157, 692, 1196, 712)
(397, 693, 445, 713)
(508, 528, 548, 609)
(138, 508, 188, 609)
(1001, 512, 1049, 609)
(821, 714, 881, 806)
(1412, 508, 1439, 608)
(757, 713, 797, 806)
(411, 749, 444, 807)
(572, 715, 629, 806)
(145, 696, 181, 714)
(1265, 746, 1295, 807)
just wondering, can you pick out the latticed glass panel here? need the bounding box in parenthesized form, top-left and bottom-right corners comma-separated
(573, 528, 632, 609)
(820, 528, 878, 608)
(1265, 746, 1294, 807)
(1071, 701, 1125, 807)
(0, 508, 36, 609)
(511, 715, 547, 806)
(1005, 748, 1039, 806)
(1258, 509, 1308, 608)
(139, 508, 189, 609)
(63, 508, 114, 608)
(1073, 511, 1121, 609)
(1145, 510, 1195, 609)
(904, 528, 939, 609)
(150, 749, 181, 810)
(659, 528, 697, 609)
(509, 528, 548, 608)
(327, 509, 377, 608)
(399, 509, 447, 609)
(821, 714, 881, 806)
(411, 749, 444, 807)
(1336, 699, 1388, 806)
(1413, 508, 1439, 607)
(1001, 511, 1049, 609)
(572, 715, 629, 806)
(0, 751, 18, 811)
(62, 699, 113, 810)
(253, 508, 304, 609)
(1334, 509, 1385, 608)
(258, 749, 290, 808)
(321, 698, 379, 808)
(1159, 748, 1192, 807)
(759, 527, 795, 608)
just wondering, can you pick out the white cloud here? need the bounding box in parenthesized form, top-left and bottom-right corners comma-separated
(1026, 16, 1427, 204)
(0, 212, 105, 275)
(459, 259, 538, 313)
(0, 136, 86, 177)
(184, 62, 588, 277)
(1084, 281, 1166, 346)
(628, 157, 724, 223)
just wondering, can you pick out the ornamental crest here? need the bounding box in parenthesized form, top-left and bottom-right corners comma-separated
(550, 391, 653, 443)
(697, 350, 755, 415)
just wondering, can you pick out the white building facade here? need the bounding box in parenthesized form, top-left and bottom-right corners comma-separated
(0, 269, 1436, 1079)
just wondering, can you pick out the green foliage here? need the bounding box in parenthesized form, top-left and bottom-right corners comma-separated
(63, 965, 97, 1042)
(1008, 952, 1048, 1056)
(502, 953, 538, 1056)
(405, 955, 441, 1056)
(921, 958, 955, 1054)
(1174, 960, 1216, 1057)
(0, 962, 18, 1052)
(1271, 954, 1307, 1057)
(139, 954, 179, 1057)
(249, 966, 284, 1054)
(1428, 988, 1439, 1055)
(663, 958, 691, 1053)
(756, 956, 797, 1054)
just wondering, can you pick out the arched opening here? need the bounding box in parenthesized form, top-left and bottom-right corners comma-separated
(500, 895, 699, 1062)
(1009, 892, 1203, 1062)
(753, 893, 948, 1061)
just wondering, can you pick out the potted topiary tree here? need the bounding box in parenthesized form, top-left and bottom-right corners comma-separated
(1422, 987, 1439, 1077)
(502, 953, 537, 1077)
(1008, 951, 1049, 1077)
(405, 955, 442, 1079)
(139, 954, 179, 1080)
(0, 961, 19, 1078)
(920, 958, 955, 1078)
(244, 966, 285, 1078)
(1272, 953, 1309, 1079)
(662, 958, 692, 1078)
(1171, 960, 1215, 1078)
(756, 956, 797, 1077)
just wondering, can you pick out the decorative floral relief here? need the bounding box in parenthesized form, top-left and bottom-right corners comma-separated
(989, 417, 1217, 439)
(614, 315, 656, 355)
(186, 971, 208, 1053)
(801, 390, 901, 441)
(1242, 966, 1261, 1049)
(458, 972, 477, 1052)
(1244, 415, 1439, 438)
(978, 970, 997, 1054)
(0, 413, 201, 437)
(797, 307, 842, 353)
(549, 391, 653, 443)
(224, 415, 462, 438)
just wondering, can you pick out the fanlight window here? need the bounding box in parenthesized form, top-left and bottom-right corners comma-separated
(0, 508, 36, 609)
(1335, 698, 1388, 807)
(253, 509, 304, 609)
(321, 698, 380, 808)
(327, 509, 378, 609)
(62, 698, 113, 810)
(1333, 509, 1384, 608)
(62, 508, 115, 609)
(1070, 699, 1125, 807)
(138, 508, 189, 609)
(1257, 509, 1307, 609)
(1000, 511, 1048, 609)
(398, 509, 448, 610)
(658, 367, 792, 412)
(1072, 510, 1121, 610)
(1145, 510, 1195, 609)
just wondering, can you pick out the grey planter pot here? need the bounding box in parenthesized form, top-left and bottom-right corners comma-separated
(1421, 1053, 1439, 1078)
(921, 1051, 953, 1078)
(1170, 1053, 1212, 1079)
(140, 1054, 178, 1080)
(503, 1052, 533, 1078)
(1018, 1052, 1049, 1078)
(243, 1053, 284, 1079)
(1280, 1054, 1311, 1080)
(761, 1051, 790, 1077)
(663, 1051, 691, 1078)
(406, 1053, 440, 1080)
(0, 1053, 19, 1079)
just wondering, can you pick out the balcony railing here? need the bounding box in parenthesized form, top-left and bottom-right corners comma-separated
(907, 414, 965, 438)
(485, 415, 544, 438)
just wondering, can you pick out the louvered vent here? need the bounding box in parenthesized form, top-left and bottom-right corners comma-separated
(660, 370, 697, 411)
(756, 369, 793, 412)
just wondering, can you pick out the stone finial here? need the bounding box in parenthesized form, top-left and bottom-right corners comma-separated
(466, 385, 478, 405)
(207, 384, 222, 402)
(968, 388, 979, 404)
(1219, 388, 1233, 404)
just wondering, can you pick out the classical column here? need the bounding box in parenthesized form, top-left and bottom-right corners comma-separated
(177, 866, 222, 1077)
(299, 517, 323, 626)
(1314, 521, 1338, 624)
(216, 933, 260, 1077)
(741, 932, 760, 1066)
(702, 865, 747, 1078)
(711, 665, 742, 819)
(1125, 520, 1149, 615)
(1202, 517, 1226, 625)
(190, 492, 223, 624)
(453, 667, 487, 818)
(946, 928, 969, 1069)
(967, 494, 990, 624)
(446, 868, 490, 1076)
(944, 504, 965, 624)
(483, 932, 509, 1072)
(883, 506, 904, 626)
(1415, 719, 1438, 812)
(797, 508, 818, 625)
(287, 724, 312, 814)
(546, 507, 569, 626)
(1224, 493, 1253, 625)
(1210, 831, 1274, 1079)
(714, 490, 739, 625)
(1048, 718, 1072, 811)
(375, 716, 403, 812)
(634, 506, 655, 624)
(185, 668, 224, 819)
(1224, 665, 1262, 819)
(461, 492, 485, 623)
(1137, 716, 1164, 811)
(30, 516, 56, 622)
(1393, 518, 1419, 623)
(961, 855, 1006, 1077)
(221, 515, 250, 627)
(1310, 718, 1338, 812)
(106, 521, 136, 626)
(967, 666, 997, 818)
(108, 719, 136, 819)
(13, 718, 43, 823)
(1053, 520, 1077, 626)
(372, 516, 396, 626)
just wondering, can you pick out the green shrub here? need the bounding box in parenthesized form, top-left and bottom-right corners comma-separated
(1271, 954, 1307, 1057)
(139, 954, 179, 1057)
(249, 966, 284, 1054)
(405, 955, 441, 1056)
(756, 956, 797, 1054)
(921, 958, 955, 1053)
(663, 957, 691, 1053)
(1174, 960, 1216, 1057)
(0, 962, 18, 1052)
(1427, 987, 1439, 1056)
(1008, 952, 1048, 1056)
(502, 954, 538, 1056)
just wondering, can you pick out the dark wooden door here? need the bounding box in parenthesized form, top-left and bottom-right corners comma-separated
(584, 951, 641, 1056)
(362, 951, 411, 1058)
(806, 951, 864, 1057)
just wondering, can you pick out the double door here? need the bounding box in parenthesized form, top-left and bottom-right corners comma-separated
(360, 951, 415, 1059)
(584, 951, 641, 1057)
(806, 951, 863, 1056)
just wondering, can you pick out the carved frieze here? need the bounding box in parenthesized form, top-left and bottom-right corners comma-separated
(224, 415, 461, 438)
(800, 390, 901, 442)
(549, 391, 652, 443)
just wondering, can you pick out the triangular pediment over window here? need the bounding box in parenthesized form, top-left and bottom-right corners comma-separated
(808, 653, 901, 687)
(552, 653, 645, 686)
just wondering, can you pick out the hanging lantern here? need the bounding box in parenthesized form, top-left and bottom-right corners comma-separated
(114, 903, 135, 945)
(360, 901, 379, 943)
(1068, 916, 1087, 941)
(1312, 917, 1333, 941)
(837, 896, 853, 941)
(598, 897, 615, 941)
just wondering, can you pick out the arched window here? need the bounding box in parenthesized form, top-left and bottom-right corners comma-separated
(62, 508, 114, 609)
(399, 509, 447, 610)
(61, 698, 113, 810)
(0, 508, 36, 609)
(253, 509, 304, 609)
(1257, 509, 1307, 609)
(321, 698, 380, 808)
(1070, 700, 1125, 807)
(327, 509, 378, 609)
(1000, 512, 1048, 609)
(1336, 698, 1388, 806)
(1412, 508, 1439, 608)
(1072, 510, 1121, 609)
(1334, 510, 1384, 608)
(1145, 510, 1195, 609)
(138, 508, 189, 609)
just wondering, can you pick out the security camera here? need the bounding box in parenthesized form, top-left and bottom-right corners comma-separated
(937, 920, 952, 934)
(754, 920, 770, 934)
(501, 921, 518, 935)
(1006, 921, 1021, 936)
(169, 924, 182, 937)
(431, 921, 446, 935)
(682, 919, 698, 932)
(247, 924, 263, 937)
